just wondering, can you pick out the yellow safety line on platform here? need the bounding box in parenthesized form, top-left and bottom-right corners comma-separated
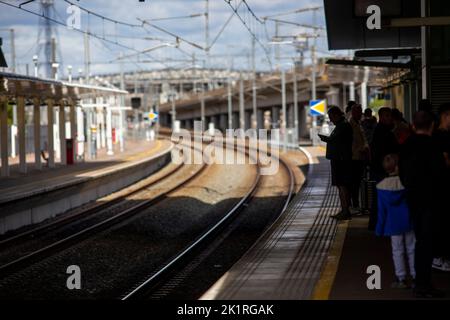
(124, 140, 163, 162)
(311, 220, 349, 300)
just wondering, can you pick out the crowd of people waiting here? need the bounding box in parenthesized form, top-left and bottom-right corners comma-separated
(320, 99, 450, 298)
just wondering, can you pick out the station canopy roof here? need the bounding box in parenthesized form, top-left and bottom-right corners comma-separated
(324, 63, 409, 87)
(324, 0, 421, 50)
(0, 71, 127, 101)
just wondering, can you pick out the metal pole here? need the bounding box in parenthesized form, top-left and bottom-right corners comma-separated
(200, 92, 205, 130)
(106, 98, 113, 156)
(311, 20, 318, 129)
(349, 81, 355, 101)
(228, 76, 233, 129)
(0, 98, 9, 176)
(133, 71, 138, 139)
(155, 97, 160, 138)
(311, 47, 317, 101)
(11, 102, 17, 158)
(10, 29, 15, 73)
(421, 0, 428, 99)
(192, 53, 197, 93)
(76, 105, 84, 160)
(361, 82, 368, 110)
(17, 97, 26, 173)
(33, 97, 42, 170)
(171, 96, 176, 130)
(33, 55, 38, 77)
(46, 99, 55, 168)
(239, 75, 245, 129)
(119, 52, 125, 151)
(282, 69, 287, 151)
(361, 66, 369, 109)
(205, 0, 210, 69)
(68, 65, 72, 83)
(51, 37, 56, 79)
(69, 100, 76, 163)
(293, 67, 299, 143)
(84, 33, 90, 83)
(275, 22, 280, 70)
(252, 37, 257, 130)
(342, 83, 347, 107)
(59, 103, 66, 165)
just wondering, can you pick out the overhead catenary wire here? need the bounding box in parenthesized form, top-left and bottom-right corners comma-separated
(8, 0, 322, 73)
(241, 0, 264, 24)
(208, 0, 243, 50)
(0, 0, 155, 61)
(139, 19, 205, 51)
(145, 13, 205, 22)
(63, 0, 143, 28)
(223, 0, 273, 69)
(262, 6, 323, 20)
(58, 2, 201, 67)
(264, 17, 325, 31)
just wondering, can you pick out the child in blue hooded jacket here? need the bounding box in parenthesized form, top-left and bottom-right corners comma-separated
(376, 154, 415, 288)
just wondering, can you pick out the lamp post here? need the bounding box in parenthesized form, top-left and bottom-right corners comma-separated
(78, 68, 83, 84)
(67, 65, 73, 83)
(170, 93, 176, 130)
(52, 62, 59, 80)
(281, 68, 287, 152)
(32, 55, 38, 77)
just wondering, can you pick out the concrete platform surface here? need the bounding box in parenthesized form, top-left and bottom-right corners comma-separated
(327, 216, 450, 300)
(201, 147, 341, 300)
(0, 139, 171, 204)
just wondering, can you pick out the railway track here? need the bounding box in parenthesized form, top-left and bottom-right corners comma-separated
(121, 142, 295, 300)
(0, 143, 207, 277)
(0, 138, 256, 298)
(0, 133, 298, 299)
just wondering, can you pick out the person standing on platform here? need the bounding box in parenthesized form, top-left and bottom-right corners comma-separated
(349, 104, 369, 214)
(399, 111, 446, 298)
(432, 103, 450, 272)
(319, 106, 353, 221)
(371, 107, 399, 181)
(369, 107, 399, 230)
(376, 154, 415, 289)
(345, 100, 356, 121)
(361, 108, 377, 145)
(392, 108, 412, 145)
(418, 99, 439, 127)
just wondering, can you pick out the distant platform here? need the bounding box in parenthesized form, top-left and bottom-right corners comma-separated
(0, 139, 173, 234)
(0, 139, 171, 203)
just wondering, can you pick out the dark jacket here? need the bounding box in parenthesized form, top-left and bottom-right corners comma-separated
(370, 123, 399, 181)
(361, 116, 377, 144)
(324, 117, 353, 161)
(399, 134, 446, 212)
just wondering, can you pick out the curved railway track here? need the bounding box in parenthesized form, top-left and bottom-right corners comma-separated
(0, 143, 207, 277)
(0, 132, 299, 300)
(121, 143, 295, 300)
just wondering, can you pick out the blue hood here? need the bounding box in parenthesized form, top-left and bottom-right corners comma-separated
(376, 176, 413, 236)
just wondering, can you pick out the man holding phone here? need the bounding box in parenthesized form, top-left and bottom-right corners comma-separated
(319, 106, 353, 220)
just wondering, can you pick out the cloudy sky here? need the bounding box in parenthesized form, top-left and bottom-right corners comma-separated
(0, 0, 339, 78)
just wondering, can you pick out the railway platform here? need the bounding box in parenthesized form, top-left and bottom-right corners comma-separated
(0, 139, 169, 200)
(0, 139, 173, 234)
(325, 215, 450, 300)
(202, 147, 450, 300)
